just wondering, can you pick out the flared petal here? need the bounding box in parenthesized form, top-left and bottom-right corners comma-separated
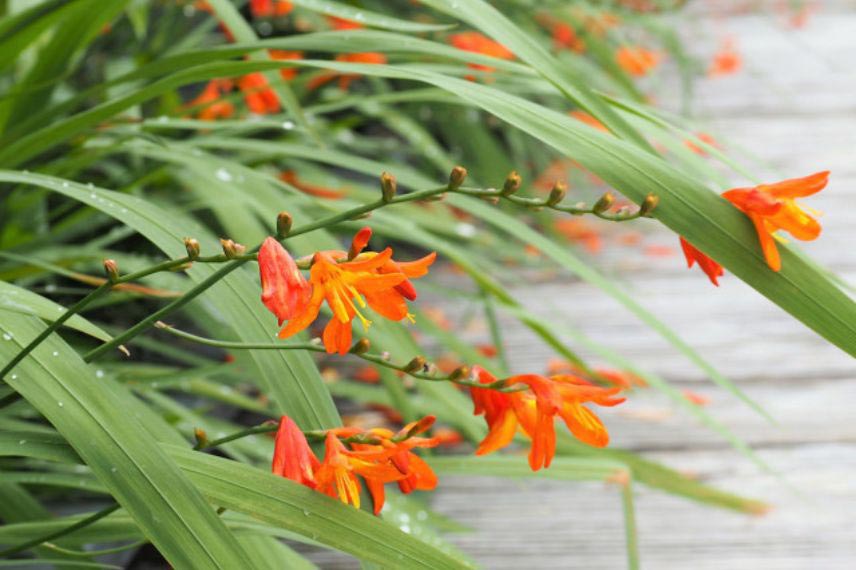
(559, 402, 609, 448)
(762, 171, 829, 198)
(278, 285, 324, 338)
(750, 213, 781, 271)
(475, 408, 518, 456)
(322, 317, 353, 355)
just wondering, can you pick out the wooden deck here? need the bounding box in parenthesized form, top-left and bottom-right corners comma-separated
(306, 3, 856, 568)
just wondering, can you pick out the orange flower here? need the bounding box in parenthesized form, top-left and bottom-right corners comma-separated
(684, 132, 718, 155)
(471, 367, 624, 471)
(238, 73, 280, 114)
(555, 219, 602, 254)
(279, 171, 345, 200)
(326, 15, 364, 30)
(269, 228, 435, 354)
(722, 172, 828, 271)
(449, 31, 514, 75)
(272, 415, 319, 488)
(308, 52, 387, 91)
(615, 46, 661, 76)
(552, 22, 586, 53)
(708, 40, 741, 77)
(569, 110, 608, 132)
(679, 236, 724, 286)
(188, 79, 234, 121)
(269, 50, 303, 81)
(250, 0, 293, 18)
(271, 416, 440, 515)
(258, 237, 311, 324)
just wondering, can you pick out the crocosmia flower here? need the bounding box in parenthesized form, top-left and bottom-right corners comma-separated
(449, 31, 514, 75)
(188, 79, 234, 121)
(269, 50, 303, 81)
(260, 227, 435, 355)
(679, 236, 724, 286)
(238, 72, 281, 114)
(271, 415, 319, 488)
(708, 40, 741, 77)
(470, 367, 624, 471)
(615, 46, 661, 76)
(722, 171, 828, 271)
(258, 237, 311, 324)
(250, 0, 293, 18)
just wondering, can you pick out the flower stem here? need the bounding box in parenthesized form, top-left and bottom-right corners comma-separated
(0, 503, 120, 558)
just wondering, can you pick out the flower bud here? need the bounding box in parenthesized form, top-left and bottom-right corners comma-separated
(193, 427, 209, 449)
(348, 227, 372, 260)
(546, 181, 567, 207)
(593, 192, 615, 214)
(184, 238, 200, 260)
(403, 356, 427, 374)
(639, 193, 659, 216)
(501, 171, 522, 196)
(380, 172, 397, 202)
(103, 259, 119, 283)
(220, 238, 246, 259)
(448, 365, 470, 382)
(276, 211, 293, 238)
(448, 166, 467, 190)
(350, 338, 371, 355)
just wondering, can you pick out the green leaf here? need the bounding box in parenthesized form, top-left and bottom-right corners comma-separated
(165, 444, 474, 570)
(0, 280, 112, 343)
(0, 310, 251, 568)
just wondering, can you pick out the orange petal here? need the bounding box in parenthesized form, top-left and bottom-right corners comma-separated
(750, 213, 781, 271)
(322, 318, 353, 355)
(278, 286, 324, 338)
(762, 171, 829, 199)
(475, 409, 518, 456)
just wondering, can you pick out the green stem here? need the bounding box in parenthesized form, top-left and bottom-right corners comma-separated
(84, 186, 449, 363)
(155, 323, 522, 392)
(481, 287, 510, 374)
(0, 504, 120, 558)
(42, 539, 148, 558)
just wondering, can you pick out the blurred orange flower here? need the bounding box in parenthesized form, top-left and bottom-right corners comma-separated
(449, 31, 514, 76)
(269, 50, 304, 81)
(238, 73, 281, 114)
(615, 46, 661, 76)
(279, 171, 345, 200)
(250, 0, 293, 18)
(187, 79, 234, 120)
(708, 40, 742, 77)
(722, 171, 828, 271)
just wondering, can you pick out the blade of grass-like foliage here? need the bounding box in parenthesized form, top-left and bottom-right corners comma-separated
(0, 429, 80, 464)
(419, 0, 652, 151)
(0, 281, 111, 343)
(164, 444, 474, 570)
(289, 0, 453, 32)
(0, 561, 120, 569)
(237, 533, 319, 570)
(0, 170, 340, 430)
(0, 310, 251, 568)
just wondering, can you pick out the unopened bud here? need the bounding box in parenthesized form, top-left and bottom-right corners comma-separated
(448, 166, 467, 190)
(593, 192, 615, 214)
(276, 212, 293, 237)
(403, 356, 427, 374)
(448, 365, 470, 382)
(103, 259, 119, 282)
(501, 171, 522, 196)
(546, 181, 567, 207)
(639, 193, 659, 216)
(380, 172, 397, 202)
(348, 227, 372, 260)
(184, 238, 200, 260)
(220, 238, 246, 259)
(194, 427, 209, 449)
(350, 338, 371, 355)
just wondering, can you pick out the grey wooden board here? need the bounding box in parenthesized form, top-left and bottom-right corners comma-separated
(298, 4, 856, 569)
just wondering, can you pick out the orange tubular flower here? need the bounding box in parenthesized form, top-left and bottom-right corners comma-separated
(279, 171, 345, 200)
(471, 367, 624, 471)
(449, 32, 514, 76)
(679, 236, 724, 286)
(272, 415, 320, 488)
(722, 171, 828, 271)
(307, 53, 387, 91)
(269, 50, 304, 81)
(708, 40, 742, 77)
(188, 79, 234, 121)
(238, 73, 281, 114)
(615, 46, 661, 76)
(250, 0, 293, 18)
(258, 237, 311, 324)
(326, 15, 364, 30)
(269, 228, 435, 355)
